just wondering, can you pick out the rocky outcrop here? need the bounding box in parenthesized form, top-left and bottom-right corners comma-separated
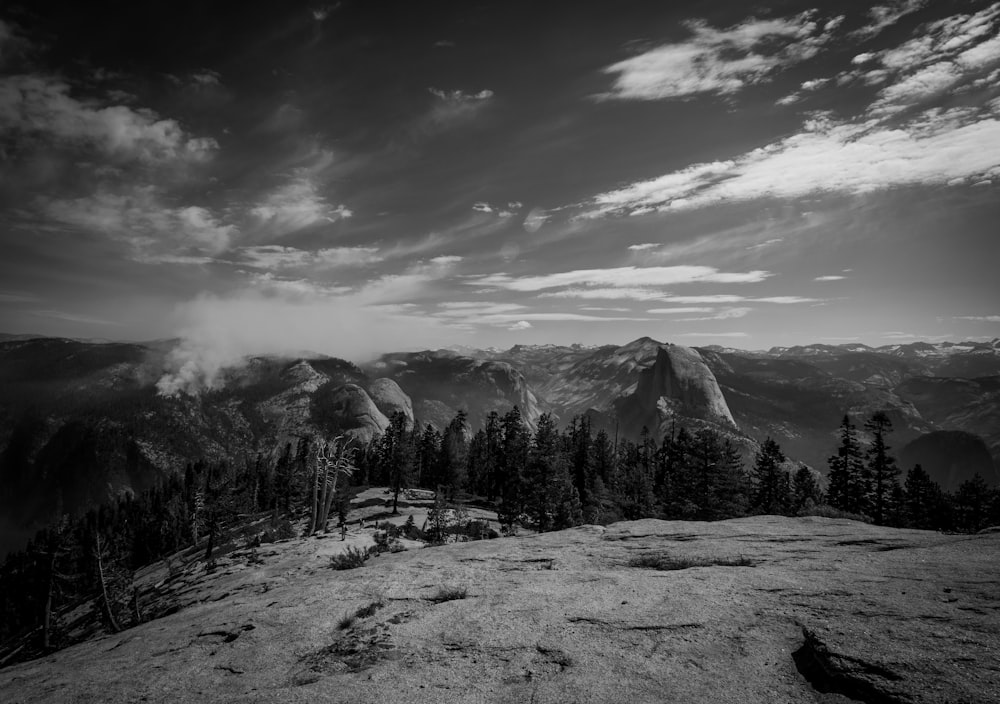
(900, 430, 997, 492)
(617, 344, 737, 439)
(310, 383, 389, 444)
(2, 516, 997, 703)
(368, 378, 414, 429)
(635, 345, 736, 427)
(366, 352, 543, 430)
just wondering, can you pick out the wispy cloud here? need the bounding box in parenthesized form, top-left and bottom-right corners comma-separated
(250, 178, 351, 236)
(955, 315, 1000, 323)
(815, 275, 847, 281)
(424, 88, 494, 129)
(42, 187, 234, 260)
(851, 0, 928, 40)
(470, 265, 770, 292)
(0, 75, 217, 164)
(600, 13, 839, 100)
(675, 332, 748, 338)
(237, 245, 382, 269)
(32, 309, 121, 326)
(0, 290, 42, 303)
(586, 5, 1000, 217)
(583, 108, 1000, 216)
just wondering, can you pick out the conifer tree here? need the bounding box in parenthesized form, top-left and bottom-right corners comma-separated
(865, 411, 899, 525)
(751, 437, 789, 515)
(792, 465, 821, 514)
(827, 415, 868, 515)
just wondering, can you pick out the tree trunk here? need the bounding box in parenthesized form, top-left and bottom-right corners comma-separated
(317, 465, 330, 533)
(94, 534, 120, 634)
(321, 470, 341, 532)
(306, 457, 319, 537)
(42, 550, 56, 650)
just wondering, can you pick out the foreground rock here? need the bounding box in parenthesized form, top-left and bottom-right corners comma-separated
(1, 517, 998, 703)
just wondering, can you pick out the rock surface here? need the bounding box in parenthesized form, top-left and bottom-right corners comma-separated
(2, 516, 997, 704)
(368, 378, 415, 430)
(635, 344, 737, 427)
(315, 383, 390, 444)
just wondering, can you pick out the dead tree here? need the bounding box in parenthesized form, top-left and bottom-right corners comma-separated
(308, 436, 356, 536)
(93, 533, 121, 634)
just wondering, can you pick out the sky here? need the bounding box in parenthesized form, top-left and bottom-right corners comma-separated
(1, 0, 999, 378)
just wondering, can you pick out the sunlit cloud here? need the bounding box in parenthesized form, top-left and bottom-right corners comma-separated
(42, 187, 234, 260)
(0, 75, 217, 163)
(600, 13, 839, 100)
(471, 265, 770, 292)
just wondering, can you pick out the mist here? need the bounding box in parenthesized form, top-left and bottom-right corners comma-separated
(155, 291, 454, 396)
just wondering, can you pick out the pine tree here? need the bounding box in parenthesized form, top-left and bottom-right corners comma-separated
(380, 412, 416, 515)
(954, 474, 992, 532)
(497, 406, 529, 533)
(792, 465, 821, 514)
(827, 415, 868, 515)
(864, 412, 899, 525)
(751, 437, 790, 515)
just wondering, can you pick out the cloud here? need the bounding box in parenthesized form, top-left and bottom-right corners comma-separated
(600, 13, 837, 100)
(852, 0, 928, 40)
(676, 307, 752, 321)
(237, 245, 382, 269)
(583, 109, 1000, 216)
(0, 75, 217, 163)
(647, 307, 716, 314)
(628, 243, 660, 251)
(157, 260, 461, 395)
(863, 4, 1000, 115)
(42, 187, 234, 259)
(584, 6, 1000, 217)
(815, 275, 847, 281)
(250, 178, 352, 235)
(508, 320, 532, 331)
(542, 288, 670, 301)
(955, 315, 1000, 323)
(675, 332, 748, 338)
(425, 87, 494, 128)
(31, 309, 120, 326)
(0, 290, 42, 303)
(473, 201, 521, 217)
(189, 69, 221, 86)
(470, 265, 770, 292)
(155, 291, 449, 396)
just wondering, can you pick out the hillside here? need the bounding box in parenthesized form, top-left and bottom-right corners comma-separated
(1, 512, 997, 703)
(2, 334, 999, 559)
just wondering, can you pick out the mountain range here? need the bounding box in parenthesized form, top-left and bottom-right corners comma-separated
(1, 334, 998, 557)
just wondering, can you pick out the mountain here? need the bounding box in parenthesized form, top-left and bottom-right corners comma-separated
(366, 350, 543, 430)
(1, 333, 999, 558)
(1, 511, 998, 703)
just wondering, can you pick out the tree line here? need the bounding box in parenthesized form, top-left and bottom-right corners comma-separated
(2, 406, 998, 662)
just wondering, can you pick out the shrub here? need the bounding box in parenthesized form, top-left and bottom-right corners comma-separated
(260, 518, 296, 543)
(330, 546, 372, 570)
(426, 585, 468, 603)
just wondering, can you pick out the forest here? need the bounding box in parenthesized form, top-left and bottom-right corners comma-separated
(1, 407, 998, 663)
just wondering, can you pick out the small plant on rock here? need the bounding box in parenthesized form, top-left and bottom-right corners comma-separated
(330, 546, 371, 570)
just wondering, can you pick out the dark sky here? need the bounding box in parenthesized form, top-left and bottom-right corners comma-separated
(1, 0, 999, 369)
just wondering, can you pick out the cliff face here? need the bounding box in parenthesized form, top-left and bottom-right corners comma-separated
(614, 344, 737, 441)
(633, 345, 737, 428)
(368, 378, 415, 430)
